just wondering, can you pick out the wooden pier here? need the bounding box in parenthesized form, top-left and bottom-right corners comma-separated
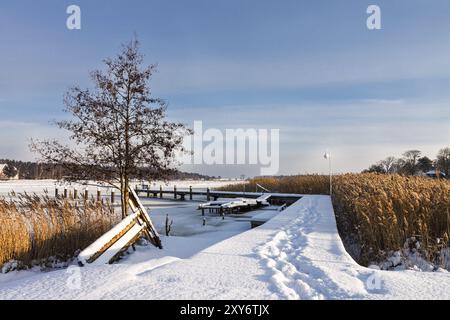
(134, 185, 301, 205)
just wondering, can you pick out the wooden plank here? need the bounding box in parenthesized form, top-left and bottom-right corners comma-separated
(91, 223, 145, 265)
(78, 187, 162, 265)
(78, 213, 140, 265)
(128, 187, 162, 249)
(86, 219, 137, 264)
(108, 228, 146, 264)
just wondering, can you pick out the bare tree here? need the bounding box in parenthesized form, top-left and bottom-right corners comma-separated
(366, 156, 401, 174)
(31, 39, 191, 217)
(378, 156, 396, 174)
(392, 158, 407, 174)
(402, 150, 422, 175)
(436, 148, 450, 176)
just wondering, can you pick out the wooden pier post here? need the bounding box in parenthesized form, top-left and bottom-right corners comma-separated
(174, 185, 177, 200)
(74, 189, 78, 199)
(97, 189, 101, 202)
(160, 185, 163, 198)
(55, 188, 59, 198)
(63, 188, 68, 199)
(189, 186, 193, 200)
(84, 188, 89, 201)
(207, 188, 210, 201)
(111, 190, 115, 204)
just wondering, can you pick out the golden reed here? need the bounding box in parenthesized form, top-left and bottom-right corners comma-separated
(0, 191, 118, 270)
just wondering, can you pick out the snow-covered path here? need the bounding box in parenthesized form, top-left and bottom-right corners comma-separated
(257, 196, 450, 299)
(0, 196, 449, 300)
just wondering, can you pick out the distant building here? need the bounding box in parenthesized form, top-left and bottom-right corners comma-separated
(0, 164, 19, 180)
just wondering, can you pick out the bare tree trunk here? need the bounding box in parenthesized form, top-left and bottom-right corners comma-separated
(120, 175, 127, 219)
(119, 172, 130, 219)
(124, 177, 129, 218)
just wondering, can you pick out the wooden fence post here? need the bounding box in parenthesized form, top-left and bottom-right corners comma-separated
(84, 188, 89, 201)
(160, 185, 163, 198)
(189, 186, 193, 200)
(97, 188, 101, 202)
(55, 188, 59, 198)
(111, 190, 115, 204)
(64, 188, 68, 199)
(207, 188, 210, 201)
(174, 185, 177, 200)
(74, 189, 78, 199)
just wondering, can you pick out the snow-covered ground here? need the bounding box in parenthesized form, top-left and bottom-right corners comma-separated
(0, 195, 449, 300)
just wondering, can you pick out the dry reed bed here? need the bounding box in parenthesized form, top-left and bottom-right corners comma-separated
(0, 192, 119, 270)
(221, 174, 450, 268)
(333, 174, 450, 267)
(219, 175, 330, 195)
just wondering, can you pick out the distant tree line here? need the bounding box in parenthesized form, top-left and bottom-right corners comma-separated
(363, 148, 450, 177)
(0, 159, 215, 181)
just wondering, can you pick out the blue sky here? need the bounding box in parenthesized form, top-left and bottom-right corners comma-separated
(1, 0, 450, 177)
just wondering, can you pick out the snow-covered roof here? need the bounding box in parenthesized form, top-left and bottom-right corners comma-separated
(425, 170, 446, 176)
(0, 164, 19, 180)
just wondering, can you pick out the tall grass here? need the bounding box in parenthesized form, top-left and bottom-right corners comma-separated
(221, 174, 450, 268)
(219, 175, 330, 194)
(0, 192, 119, 270)
(333, 174, 450, 267)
